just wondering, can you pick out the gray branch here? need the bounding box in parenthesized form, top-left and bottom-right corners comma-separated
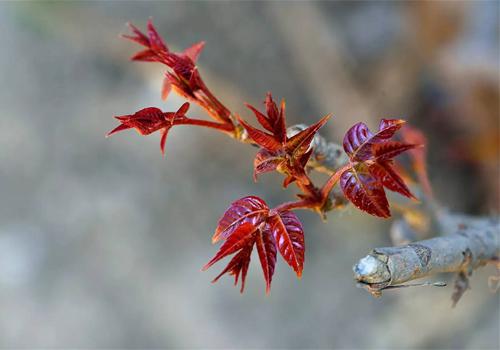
(354, 214, 499, 300)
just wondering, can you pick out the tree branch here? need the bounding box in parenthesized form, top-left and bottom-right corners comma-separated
(353, 213, 499, 300)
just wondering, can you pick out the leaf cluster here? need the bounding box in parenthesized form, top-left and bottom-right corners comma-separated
(108, 20, 423, 293)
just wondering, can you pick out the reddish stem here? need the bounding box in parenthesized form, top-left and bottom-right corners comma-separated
(271, 199, 313, 215)
(320, 163, 352, 199)
(179, 118, 235, 133)
(197, 79, 232, 123)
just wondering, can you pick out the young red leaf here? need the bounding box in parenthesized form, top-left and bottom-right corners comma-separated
(182, 41, 205, 63)
(161, 75, 172, 101)
(242, 97, 328, 190)
(159, 127, 169, 155)
(369, 161, 416, 200)
(285, 114, 331, 156)
(343, 119, 405, 161)
(108, 103, 231, 155)
(378, 118, 405, 138)
(245, 103, 274, 133)
(340, 167, 390, 218)
(268, 211, 305, 277)
(255, 229, 277, 293)
(146, 18, 168, 51)
(211, 239, 254, 293)
(203, 222, 258, 271)
(253, 148, 284, 181)
(122, 22, 150, 47)
(212, 196, 269, 243)
(245, 93, 287, 143)
(372, 141, 419, 161)
(109, 107, 166, 136)
(237, 115, 282, 152)
(106, 122, 132, 137)
(282, 175, 296, 188)
(265, 94, 287, 143)
(131, 49, 158, 62)
(123, 20, 233, 125)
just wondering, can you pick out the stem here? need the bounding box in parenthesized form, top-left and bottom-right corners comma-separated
(320, 163, 352, 199)
(271, 199, 313, 214)
(179, 118, 235, 133)
(198, 82, 232, 122)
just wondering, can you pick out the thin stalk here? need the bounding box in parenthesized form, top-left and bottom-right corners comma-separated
(179, 118, 235, 133)
(320, 164, 352, 199)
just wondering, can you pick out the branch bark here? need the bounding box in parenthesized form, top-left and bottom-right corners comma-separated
(353, 213, 499, 300)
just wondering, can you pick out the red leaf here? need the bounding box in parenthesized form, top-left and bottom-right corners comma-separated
(369, 161, 416, 199)
(212, 196, 269, 243)
(131, 49, 157, 62)
(182, 41, 205, 63)
(372, 141, 418, 161)
(203, 222, 258, 271)
(206, 196, 310, 293)
(264, 94, 287, 143)
(245, 103, 274, 133)
(324, 119, 416, 217)
(343, 119, 405, 161)
(112, 107, 166, 136)
(244, 93, 287, 144)
(255, 229, 277, 293)
(269, 211, 305, 277)
(340, 167, 390, 218)
(282, 175, 296, 188)
(237, 116, 281, 152)
(285, 114, 331, 157)
(253, 149, 284, 181)
(378, 118, 406, 137)
(211, 240, 253, 293)
(175, 101, 190, 116)
(160, 127, 169, 156)
(161, 75, 172, 100)
(107, 104, 194, 154)
(122, 22, 150, 47)
(106, 123, 132, 137)
(146, 18, 168, 51)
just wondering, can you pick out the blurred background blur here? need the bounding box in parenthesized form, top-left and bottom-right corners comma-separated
(0, 1, 498, 348)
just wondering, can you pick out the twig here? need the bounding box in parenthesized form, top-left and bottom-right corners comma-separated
(353, 214, 499, 301)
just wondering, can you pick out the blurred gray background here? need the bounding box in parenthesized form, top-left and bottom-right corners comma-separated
(0, 1, 498, 348)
